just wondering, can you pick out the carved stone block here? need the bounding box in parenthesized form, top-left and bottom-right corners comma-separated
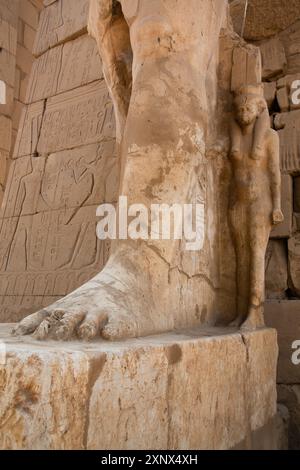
(288, 235, 300, 297)
(294, 176, 300, 213)
(242, 0, 300, 41)
(33, 0, 90, 56)
(274, 110, 300, 174)
(265, 240, 288, 300)
(278, 385, 300, 450)
(0, 47, 16, 88)
(0, 115, 12, 151)
(13, 101, 45, 158)
(25, 45, 63, 103)
(0, 326, 278, 450)
(277, 73, 300, 111)
(37, 81, 115, 154)
(231, 45, 262, 91)
(0, 18, 17, 56)
(26, 35, 103, 103)
(57, 34, 103, 95)
(265, 300, 300, 384)
(260, 37, 287, 80)
(276, 87, 289, 112)
(263, 82, 276, 109)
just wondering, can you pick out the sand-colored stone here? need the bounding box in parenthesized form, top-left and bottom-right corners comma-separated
(279, 20, 300, 75)
(37, 81, 114, 154)
(276, 87, 290, 112)
(0, 49, 16, 90)
(13, 100, 45, 158)
(26, 35, 102, 103)
(278, 385, 300, 450)
(265, 240, 288, 300)
(229, 0, 248, 37)
(288, 235, 300, 297)
(294, 176, 300, 212)
(0, 325, 278, 450)
(228, 84, 283, 329)
(274, 110, 300, 174)
(277, 73, 300, 111)
(33, 0, 90, 57)
(265, 300, 300, 385)
(0, 18, 17, 56)
(263, 82, 276, 109)
(242, 0, 300, 41)
(231, 45, 262, 91)
(271, 174, 293, 238)
(260, 37, 287, 80)
(0, 115, 12, 152)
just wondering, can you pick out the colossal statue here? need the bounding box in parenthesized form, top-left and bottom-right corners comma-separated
(14, 0, 227, 341)
(13, 1, 281, 341)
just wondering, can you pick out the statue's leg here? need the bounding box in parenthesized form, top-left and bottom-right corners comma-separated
(241, 211, 271, 330)
(13, 2, 226, 342)
(229, 205, 250, 327)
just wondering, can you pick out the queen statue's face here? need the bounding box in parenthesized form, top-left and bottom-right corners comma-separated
(235, 97, 258, 127)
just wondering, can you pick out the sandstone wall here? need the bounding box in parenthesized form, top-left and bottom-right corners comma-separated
(0, 0, 118, 321)
(231, 0, 300, 450)
(0, 0, 43, 205)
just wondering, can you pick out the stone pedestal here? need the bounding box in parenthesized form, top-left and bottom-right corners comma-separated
(0, 325, 281, 450)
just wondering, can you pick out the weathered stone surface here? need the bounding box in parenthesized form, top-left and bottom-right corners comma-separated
(271, 174, 293, 238)
(265, 300, 300, 384)
(288, 235, 300, 297)
(260, 37, 287, 80)
(0, 142, 116, 322)
(26, 35, 103, 103)
(263, 81, 276, 109)
(278, 385, 300, 450)
(231, 45, 262, 91)
(229, 0, 248, 37)
(0, 325, 278, 450)
(0, 115, 12, 151)
(274, 110, 300, 174)
(33, 0, 89, 57)
(13, 101, 45, 158)
(1, 143, 118, 220)
(279, 20, 300, 75)
(277, 73, 300, 111)
(37, 81, 114, 154)
(265, 240, 288, 300)
(0, 18, 17, 56)
(276, 87, 289, 112)
(57, 34, 103, 95)
(0, 48, 16, 88)
(294, 176, 300, 213)
(228, 83, 283, 329)
(242, 1, 300, 41)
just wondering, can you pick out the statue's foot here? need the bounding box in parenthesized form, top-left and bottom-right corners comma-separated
(12, 246, 167, 341)
(240, 305, 265, 331)
(229, 314, 245, 328)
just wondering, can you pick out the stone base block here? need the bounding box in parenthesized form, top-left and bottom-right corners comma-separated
(0, 325, 279, 450)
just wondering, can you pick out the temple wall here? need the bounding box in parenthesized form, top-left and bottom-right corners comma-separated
(231, 0, 300, 450)
(0, 0, 43, 204)
(0, 0, 119, 321)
